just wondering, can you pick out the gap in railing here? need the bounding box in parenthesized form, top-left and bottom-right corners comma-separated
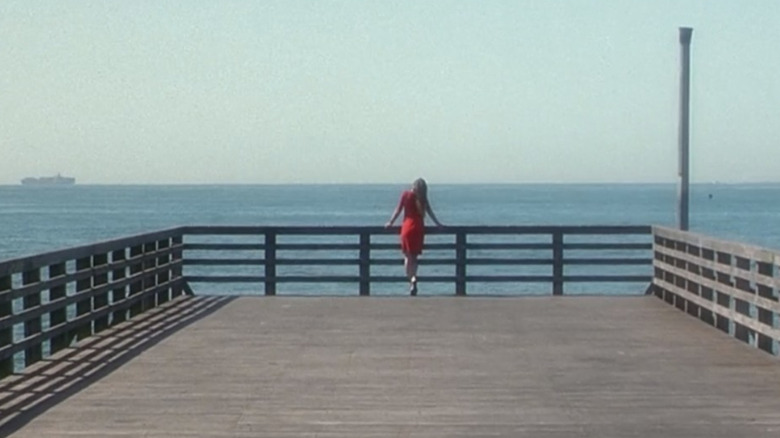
(563, 233, 652, 295)
(465, 233, 550, 296)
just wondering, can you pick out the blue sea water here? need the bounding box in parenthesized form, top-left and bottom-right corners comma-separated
(1, 183, 779, 295)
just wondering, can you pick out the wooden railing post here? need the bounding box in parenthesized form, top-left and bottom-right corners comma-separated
(93, 253, 109, 334)
(0, 275, 12, 377)
(359, 232, 370, 296)
(756, 261, 776, 354)
(700, 248, 716, 326)
(72, 256, 93, 343)
(265, 231, 277, 296)
(684, 244, 702, 318)
(111, 249, 128, 325)
(49, 262, 68, 354)
(552, 231, 564, 295)
(172, 234, 184, 297)
(129, 245, 144, 318)
(156, 238, 171, 304)
(715, 251, 733, 335)
(455, 231, 467, 296)
(733, 256, 753, 345)
(673, 240, 687, 312)
(22, 268, 42, 366)
(142, 242, 157, 310)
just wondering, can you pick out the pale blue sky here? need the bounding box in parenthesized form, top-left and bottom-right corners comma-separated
(1, 1, 778, 184)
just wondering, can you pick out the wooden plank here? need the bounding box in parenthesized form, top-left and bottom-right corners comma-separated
(187, 274, 640, 286)
(6, 246, 180, 302)
(264, 231, 276, 296)
(654, 245, 780, 290)
(0, 275, 11, 377)
(171, 236, 185, 298)
(563, 257, 651, 265)
(110, 249, 128, 325)
(186, 275, 265, 283)
(184, 243, 267, 251)
(552, 232, 563, 295)
(563, 242, 652, 250)
(466, 242, 552, 250)
(128, 245, 144, 318)
(0, 228, 182, 277)
(141, 242, 158, 311)
(22, 269, 42, 367)
(654, 225, 780, 265)
(359, 232, 370, 296)
(48, 262, 68, 355)
(92, 253, 110, 334)
(562, 275, 650, 282)
(459, 258, 552, 265)
(455, 231, 466, 296)
(0, 262, 183, 333)
(656, 257, 780, 313)
(184, 258, 265, 266)
(182, 224, 652, 236)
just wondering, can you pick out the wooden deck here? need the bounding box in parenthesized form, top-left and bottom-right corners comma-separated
(2, 295, 780, 437)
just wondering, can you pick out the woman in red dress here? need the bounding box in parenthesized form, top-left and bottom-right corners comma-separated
(385, 178, 443, 295)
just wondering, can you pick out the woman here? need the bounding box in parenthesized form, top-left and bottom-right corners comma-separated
(385, 178, 443, 295)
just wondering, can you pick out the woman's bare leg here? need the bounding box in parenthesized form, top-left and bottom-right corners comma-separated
(406, 253, 419, 295)
(406, 254, 418, 279)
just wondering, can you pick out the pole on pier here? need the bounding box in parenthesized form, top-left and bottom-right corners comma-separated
(677, 27, 693, 230)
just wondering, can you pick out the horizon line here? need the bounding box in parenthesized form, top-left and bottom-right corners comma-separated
(3, 181, 780, 187)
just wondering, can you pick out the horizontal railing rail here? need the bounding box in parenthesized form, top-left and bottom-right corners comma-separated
(0, 228, 189, 378)
(181, 225, 653, 296)
(651, 225, 780, 356)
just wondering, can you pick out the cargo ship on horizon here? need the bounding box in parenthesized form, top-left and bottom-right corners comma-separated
(21, 174, 76, 185)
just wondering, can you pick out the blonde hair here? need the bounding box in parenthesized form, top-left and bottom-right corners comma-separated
(412, 178, 428, 217)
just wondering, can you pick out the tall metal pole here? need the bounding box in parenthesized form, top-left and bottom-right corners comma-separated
(678, 27, 693, 230)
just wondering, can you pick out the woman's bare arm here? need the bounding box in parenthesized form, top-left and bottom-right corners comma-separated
(385, 197, 403, 228)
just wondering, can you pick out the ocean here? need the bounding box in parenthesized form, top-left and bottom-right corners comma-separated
(2, 183, 779, 295)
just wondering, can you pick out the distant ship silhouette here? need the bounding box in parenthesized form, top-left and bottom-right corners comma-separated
(21, 173, 76, 185)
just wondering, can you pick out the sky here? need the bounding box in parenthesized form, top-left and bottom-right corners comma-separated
(1, 1, 778, 185)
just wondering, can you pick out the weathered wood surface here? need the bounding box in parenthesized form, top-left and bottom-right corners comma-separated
(3, 295, 780, 437)
(653, 225, 780, 355)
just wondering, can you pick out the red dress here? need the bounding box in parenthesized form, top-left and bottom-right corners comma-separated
(399, 190, 425, 255)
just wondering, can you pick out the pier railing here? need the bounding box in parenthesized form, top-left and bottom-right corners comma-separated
(181, 225, 653, 296)
(0, 228, 187, 378)
(652, 225, 780, 355)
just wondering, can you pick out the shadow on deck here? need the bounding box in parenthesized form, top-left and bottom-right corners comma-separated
(0, 296, 235, 435)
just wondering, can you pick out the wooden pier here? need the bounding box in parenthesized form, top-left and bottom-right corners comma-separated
(2, 295, 780, 437)
(1, 224, 779, 436)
